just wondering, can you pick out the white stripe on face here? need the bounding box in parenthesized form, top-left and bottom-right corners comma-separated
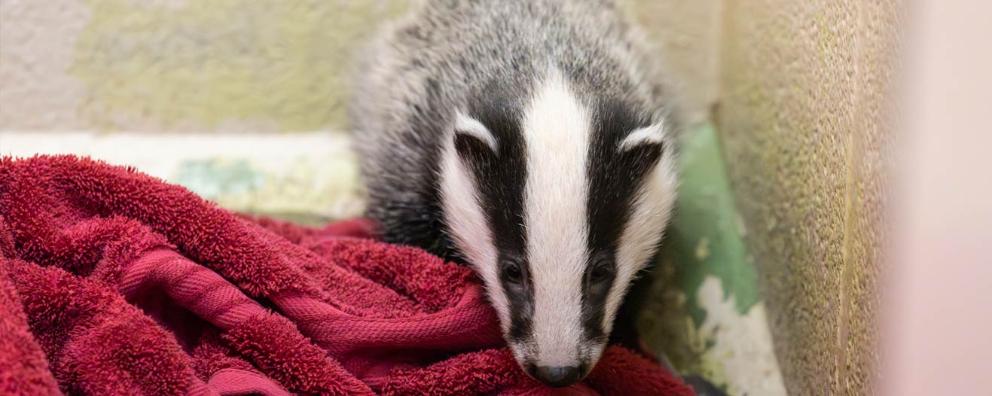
(608, 138, 678, 332)
(522, 70, 592, 367)
(619, 123, 666, 152)
(455, 111, 499, 152)
(438, 125, 510, 328)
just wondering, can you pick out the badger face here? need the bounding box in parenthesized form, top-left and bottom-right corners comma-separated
(440, 71, 677, 388)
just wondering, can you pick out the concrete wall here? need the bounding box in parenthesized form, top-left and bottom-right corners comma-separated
(717, 0, 901, 393)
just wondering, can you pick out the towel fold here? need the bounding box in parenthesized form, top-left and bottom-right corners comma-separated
(0, 155, 693, 396)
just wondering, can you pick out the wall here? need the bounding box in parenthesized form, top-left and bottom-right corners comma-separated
(0, 0, 406, 133)
(717, 0, 901, 393)
(0, 0, 719, 133)
(881, 1, 992, 394)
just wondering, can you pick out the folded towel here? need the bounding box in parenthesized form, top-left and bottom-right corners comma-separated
(0, 155, 693, 396)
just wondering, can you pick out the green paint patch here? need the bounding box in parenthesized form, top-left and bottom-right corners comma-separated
(171, 154, 364, 224)
(664, 123, 759, 324)
(637, 123, 765, 384)
(72, 0, 407, 131)
(174, 158, 263, 198)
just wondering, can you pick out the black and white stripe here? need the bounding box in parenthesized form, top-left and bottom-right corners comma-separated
(584, 98, 665, 345)
(440, 70, 676, 374)
(352, 0, 679, 386)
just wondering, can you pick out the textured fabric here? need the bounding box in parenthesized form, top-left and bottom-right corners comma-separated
(0, 155, 693, 396)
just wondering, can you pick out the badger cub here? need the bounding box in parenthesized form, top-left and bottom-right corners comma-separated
(351, 0, 678, 388)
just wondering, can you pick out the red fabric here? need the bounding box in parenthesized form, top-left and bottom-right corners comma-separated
(0, 155, 694, 396)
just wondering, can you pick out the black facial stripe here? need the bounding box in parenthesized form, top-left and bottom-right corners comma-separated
(583, 98, 664, 342)
(457, 90, 534, 343)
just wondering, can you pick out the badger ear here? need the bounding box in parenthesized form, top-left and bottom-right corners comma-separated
(454, 112, 498, 161)
(618, 122, 665, 153)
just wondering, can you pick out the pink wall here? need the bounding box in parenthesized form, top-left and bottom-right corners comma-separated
(880, 1, 992, 394)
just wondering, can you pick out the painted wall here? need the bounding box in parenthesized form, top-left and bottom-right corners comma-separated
(0, 0, 718, 133)
(1, 0, 406, 132)
(717, 0, 901, 393)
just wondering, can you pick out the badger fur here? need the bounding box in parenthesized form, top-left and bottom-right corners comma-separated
(350, 0, 679, 387)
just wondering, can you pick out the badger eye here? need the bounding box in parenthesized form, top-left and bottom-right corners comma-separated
(590, 266, 611, 282)
(500, 259, 524, 284)
(589, 258, 615, 283)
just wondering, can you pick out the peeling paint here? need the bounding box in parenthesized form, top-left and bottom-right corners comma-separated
(638, 123, 777, 395)
(695, 276, 786, 396)
(673, 124, 760, 321)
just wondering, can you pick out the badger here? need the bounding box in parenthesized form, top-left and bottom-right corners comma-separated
(349, 0, 679, 388)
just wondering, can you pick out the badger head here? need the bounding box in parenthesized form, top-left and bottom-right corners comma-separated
(439, 71, 677, 387)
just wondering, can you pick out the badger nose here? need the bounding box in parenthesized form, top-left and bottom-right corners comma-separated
(532, 365, 582, 387)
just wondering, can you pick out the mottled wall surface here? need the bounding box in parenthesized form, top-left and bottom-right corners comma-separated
(1, 0, 407, 132)
(717, 0, 899, 393)
(0, 0, 717, 132)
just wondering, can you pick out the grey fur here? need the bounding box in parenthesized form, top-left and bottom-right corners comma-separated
(349, 0, 678, 257)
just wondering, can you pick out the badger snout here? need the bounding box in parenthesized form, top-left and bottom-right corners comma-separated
(529, 365, 584, 387)
(510, 337, 605, 388)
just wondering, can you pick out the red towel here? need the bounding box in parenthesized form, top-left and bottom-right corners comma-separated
(0, 155, 693, 396)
